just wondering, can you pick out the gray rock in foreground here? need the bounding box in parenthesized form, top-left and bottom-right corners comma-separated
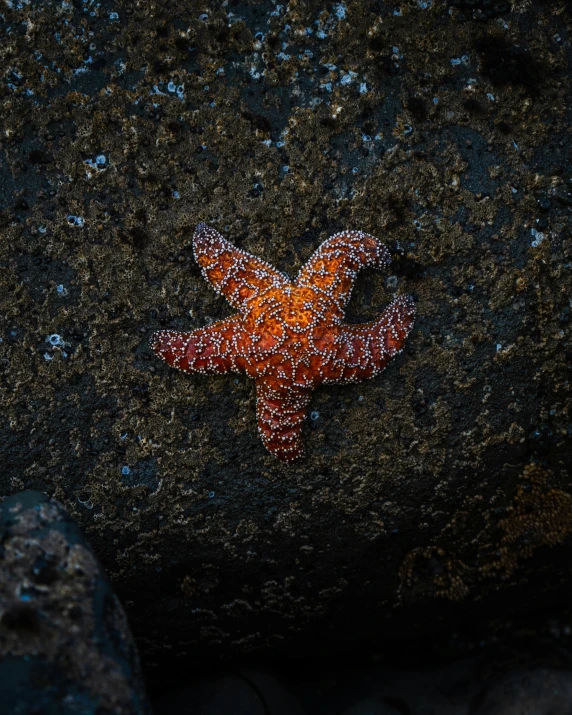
(0, 491, 150, 715)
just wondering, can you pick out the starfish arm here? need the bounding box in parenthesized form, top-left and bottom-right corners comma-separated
(150, 316, 252, 375)
(255, 380, 311, 463)
(323, 295, 415, 384)
(296, 230, 391, 311)
(193, 223, 289, 312)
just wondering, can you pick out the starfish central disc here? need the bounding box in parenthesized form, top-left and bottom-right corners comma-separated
(150, 224, 415, 462)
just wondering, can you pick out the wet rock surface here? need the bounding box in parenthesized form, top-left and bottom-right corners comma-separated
(0, 491, 150, 714)
(0, 0, 570, 682)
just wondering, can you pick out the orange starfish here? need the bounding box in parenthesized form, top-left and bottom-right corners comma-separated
(150, 224, 415, 462)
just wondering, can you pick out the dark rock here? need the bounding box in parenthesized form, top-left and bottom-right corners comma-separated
(0, 0, 570, 689)
(0, 492, 150, 714)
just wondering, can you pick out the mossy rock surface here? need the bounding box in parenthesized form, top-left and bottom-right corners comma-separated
(0, 0, 570, 675)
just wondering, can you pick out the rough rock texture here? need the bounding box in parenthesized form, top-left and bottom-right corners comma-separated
(287, 648, 572, 715)
(0, 0, 571, 680)
(0, 491, 150, 714)
(152, 652, 572, 714)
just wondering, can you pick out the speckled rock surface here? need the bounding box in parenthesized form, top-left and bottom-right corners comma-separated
(0, 491, 150, 714)
(0, 0, 571, 678)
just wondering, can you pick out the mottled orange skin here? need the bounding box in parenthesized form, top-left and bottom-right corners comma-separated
(151, 224, 415, 462)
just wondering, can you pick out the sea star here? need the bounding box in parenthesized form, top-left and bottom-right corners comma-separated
(150, 223, 415, 462)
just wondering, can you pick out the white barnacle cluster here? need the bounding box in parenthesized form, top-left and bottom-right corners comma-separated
(84, 154, 107, 179)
